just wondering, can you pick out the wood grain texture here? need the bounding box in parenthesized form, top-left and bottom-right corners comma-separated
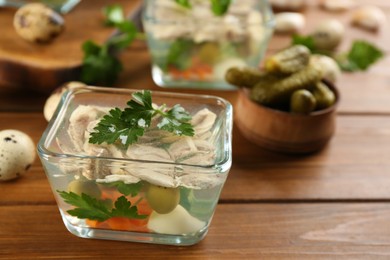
(1, 204, 390, 259)
(1, 1, 390, 257)
(1, 113, 390, 203)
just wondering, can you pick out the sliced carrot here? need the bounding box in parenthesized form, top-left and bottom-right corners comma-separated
(107, 217, 150, 232)
(107, 217, 132, 231)
(85, 219, 100, 228)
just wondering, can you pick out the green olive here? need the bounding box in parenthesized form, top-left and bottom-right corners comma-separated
(290, 89, 316, 114)
(67, 179, 101, 198)
(198, 42, 220, 65)
(145, 184, 180, 214)
(312, 81, 336, 110)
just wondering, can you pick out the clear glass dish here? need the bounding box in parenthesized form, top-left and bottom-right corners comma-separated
(142, 0, 275, 89)
(37, 86, 233, 246)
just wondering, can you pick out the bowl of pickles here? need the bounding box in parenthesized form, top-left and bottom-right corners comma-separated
(227, 45, 339, 154)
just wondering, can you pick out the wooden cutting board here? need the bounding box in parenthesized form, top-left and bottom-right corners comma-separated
(0, 0, 141, 94)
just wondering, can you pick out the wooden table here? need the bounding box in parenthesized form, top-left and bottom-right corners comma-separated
(1, 1, 390, 258)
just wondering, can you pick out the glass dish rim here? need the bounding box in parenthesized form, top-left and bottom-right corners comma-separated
(142, 1, 275, 28)
(37, 86, 233, 172)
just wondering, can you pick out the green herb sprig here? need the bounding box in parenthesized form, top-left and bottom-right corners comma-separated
(81, 5, 140, 85)
(292, 35, 385, 72)
(89, 90, 194, 149)
(175, 0, 231, 16)
(57, 192, 146, 222)
(210, 0, 231, 16)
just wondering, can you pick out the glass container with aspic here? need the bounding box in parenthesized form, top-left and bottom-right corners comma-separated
(38, 86, 233, 245)
(142, 0, 275, 89)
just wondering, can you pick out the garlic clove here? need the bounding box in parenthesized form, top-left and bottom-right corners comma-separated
(310, 54, 341, 83)
(274, 12, 305, 34)
(320, 0, 356, 12)
(351, 5, 387, 31)
(270, 0, 306, 11)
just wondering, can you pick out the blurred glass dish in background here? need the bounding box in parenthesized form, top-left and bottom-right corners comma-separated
(142, 0, 275, 89)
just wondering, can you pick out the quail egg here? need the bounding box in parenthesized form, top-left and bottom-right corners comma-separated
(13, 3, 65, 43)
(0, 130, 35, 181)
(43, 81, 86, 122)
(311, 19, 344, 50)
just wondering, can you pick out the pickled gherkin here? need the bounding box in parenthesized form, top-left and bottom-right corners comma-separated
(225, 67, 278, 88)
(290, 89, 317, 114)
(265, 45, 311, 75)
(312, 81, 336, 110)
(250, 63, 323, 106)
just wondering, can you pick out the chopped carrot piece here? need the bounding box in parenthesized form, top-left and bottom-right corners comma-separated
(107, 217, 150, 232)
(85, 219, 100, 228)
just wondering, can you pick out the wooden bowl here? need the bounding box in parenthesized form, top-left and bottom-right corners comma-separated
(235, 81, 339, 154)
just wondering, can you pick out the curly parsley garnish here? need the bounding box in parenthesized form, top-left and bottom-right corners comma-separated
(58, 190, 146, 222)
(175, 0, 231, 16)
(81, 5, 139, 85)
(89, 90, 194, 149)
(210, 0, 231, 16)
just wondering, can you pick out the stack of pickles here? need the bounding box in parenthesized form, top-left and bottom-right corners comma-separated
(225, 45, 336, 114)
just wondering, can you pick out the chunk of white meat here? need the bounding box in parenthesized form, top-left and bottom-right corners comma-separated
(67, 105, 109, 152)
(145, 0, 193, 40)
(191, 108, 217, 137)
(223, 14, 246, 42)
(124, 144, 177, 187)
(168, 137, 215, 165)
(96, 174, 140, 185)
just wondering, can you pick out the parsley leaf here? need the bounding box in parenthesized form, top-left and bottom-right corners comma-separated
(81, 41, 123, 86)
(291, 34, 316, 52)
(336, 40, 384, 72)
(210, 0, 231, 16)
(111, 196, 147, 219)
(88, 107, 144, 148)
(157, 105, 194, 136)
(58, 191, 112, 221)
(80, 5, 137, 85)
(174, 0, 231, 15)
(58, 191, 147, 221)
(161, 39, 194, 71)
(89, 90, 195, 149)
(102, 181, 143, 197)
(175, 0, 191, 9)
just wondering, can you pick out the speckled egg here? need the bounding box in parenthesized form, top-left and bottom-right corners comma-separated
(0, 130, 36, 181)
(311, 19, 344, 50)
(43, 81, 86, 122)
(13, 3, 65, 43)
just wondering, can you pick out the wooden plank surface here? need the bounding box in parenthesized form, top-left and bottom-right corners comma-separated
(1, 0, 390, 257)
(1, 113, 390, 203)
(1, 203, 390, 259)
